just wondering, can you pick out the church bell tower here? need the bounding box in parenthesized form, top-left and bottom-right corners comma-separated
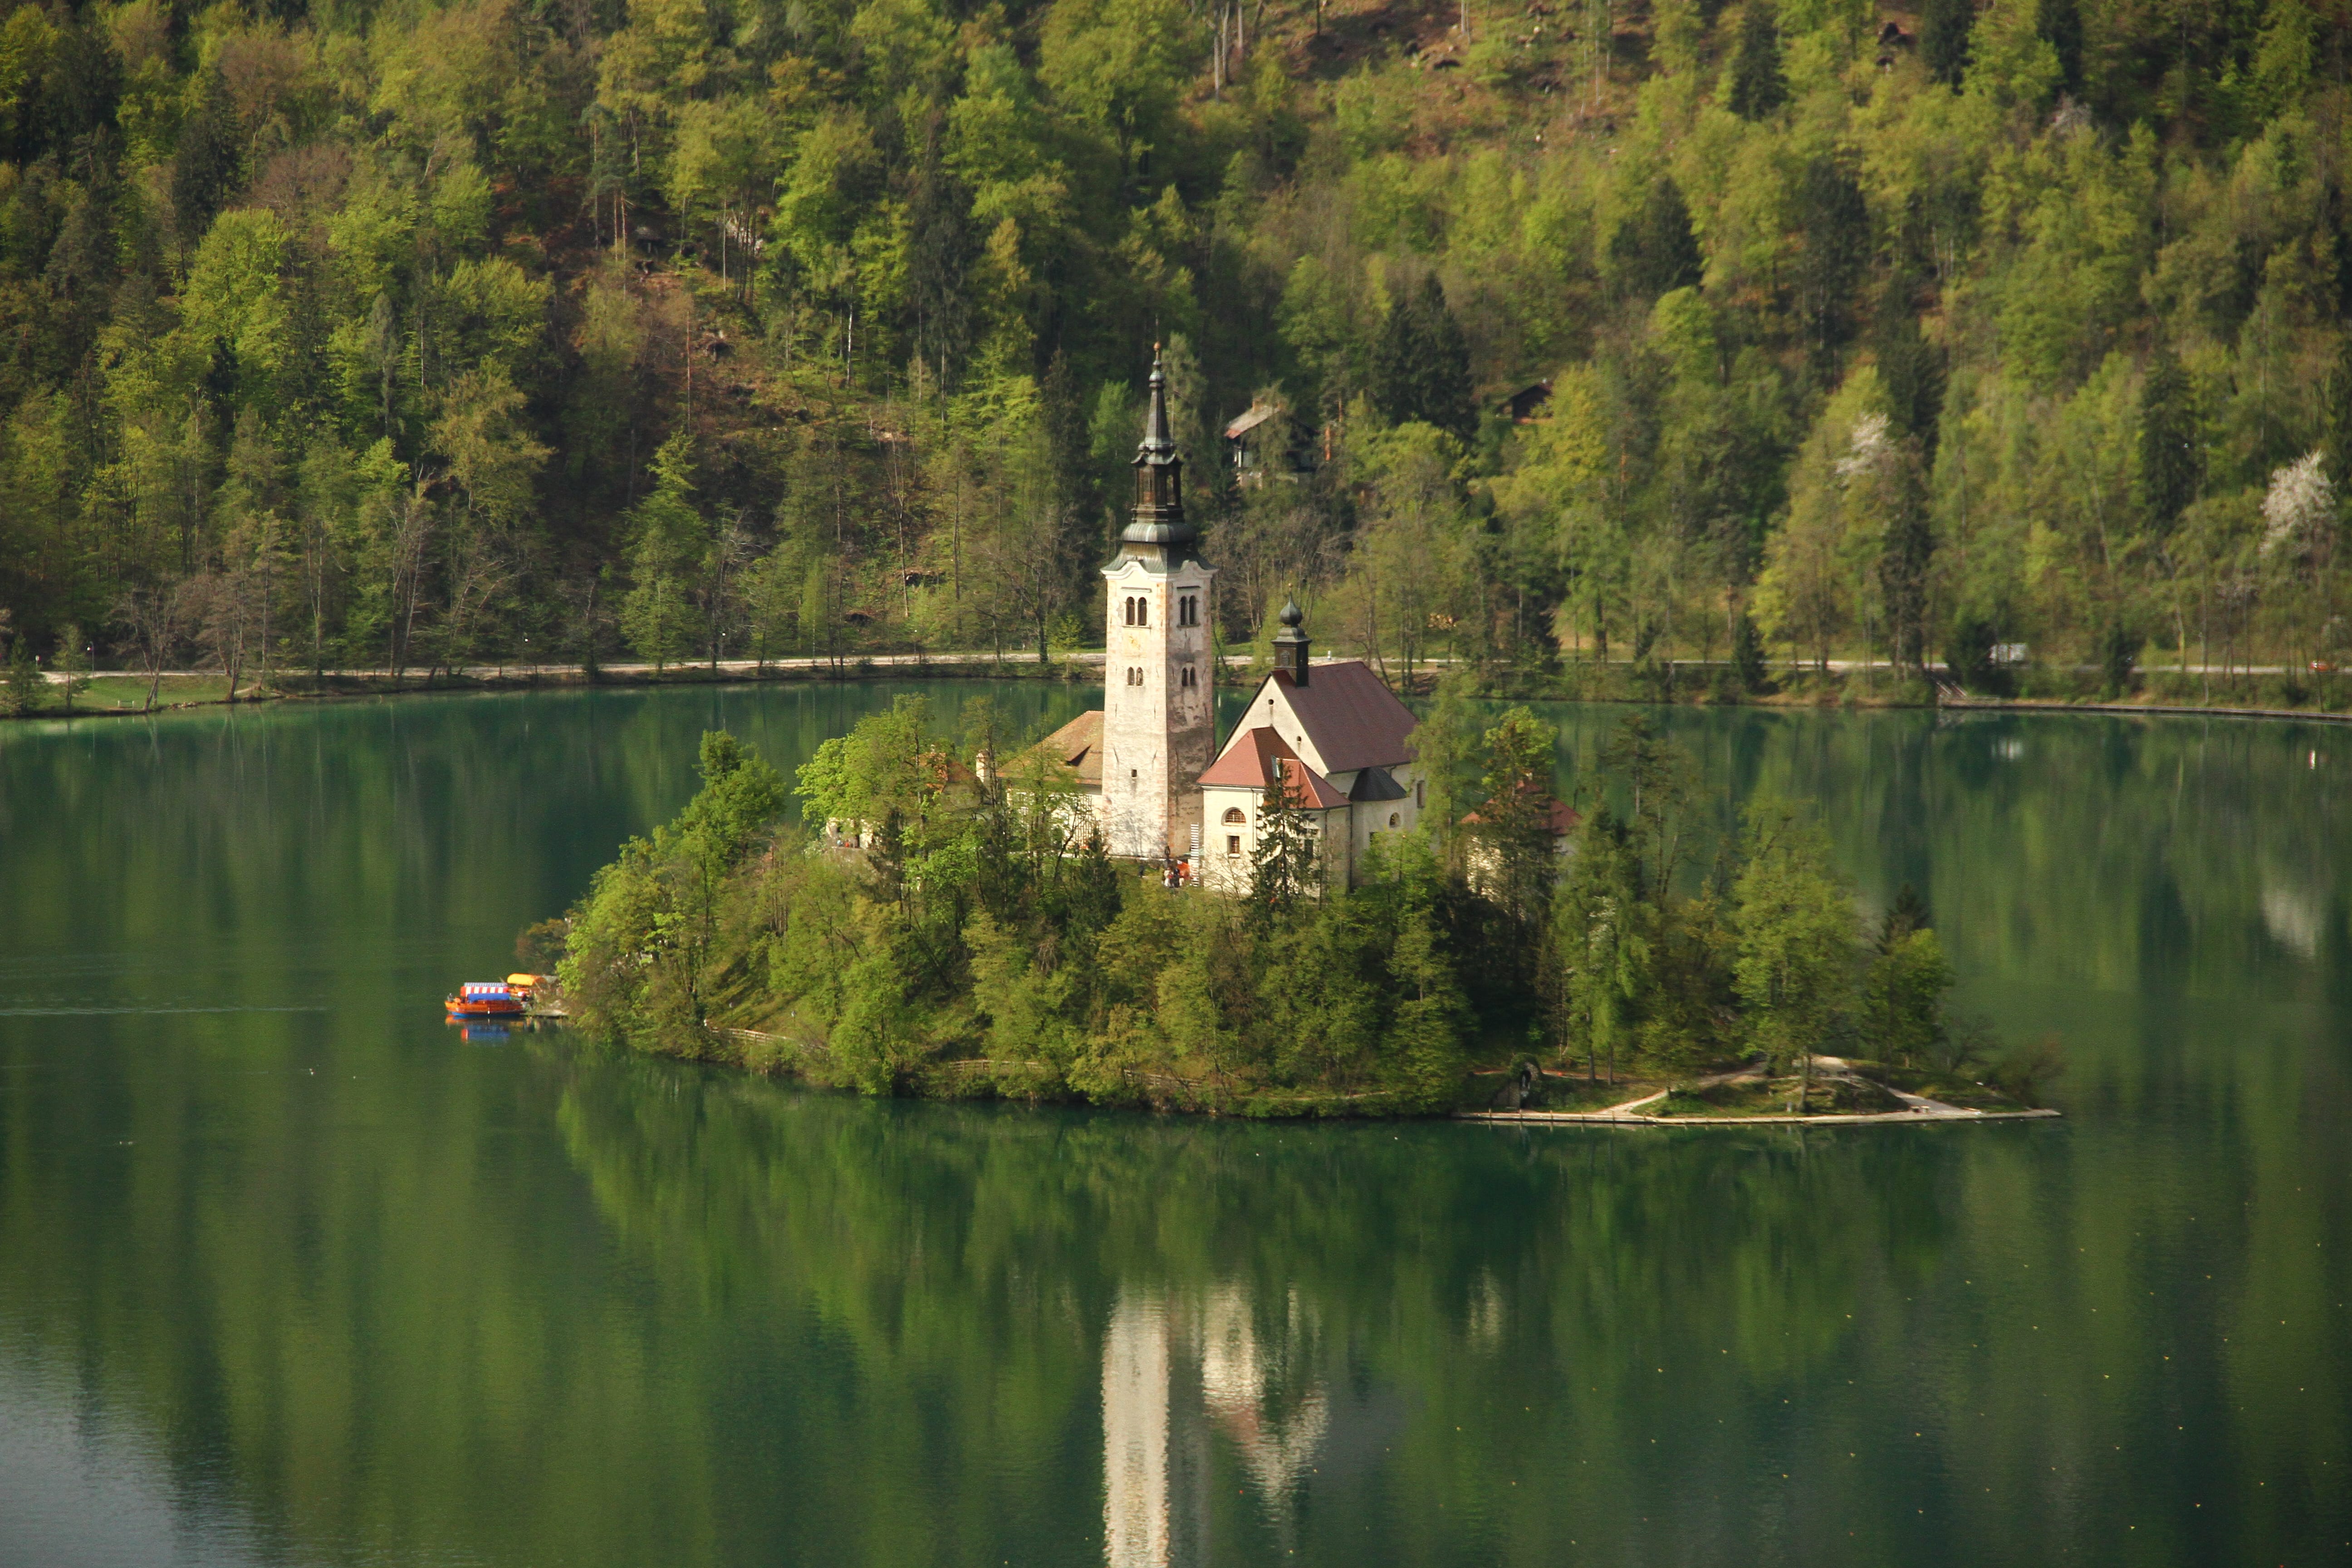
(1101, 350, 1218, 862)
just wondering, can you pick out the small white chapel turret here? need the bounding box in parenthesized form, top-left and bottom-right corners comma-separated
(1100, 349, 1218, 862)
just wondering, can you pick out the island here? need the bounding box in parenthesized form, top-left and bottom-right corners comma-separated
(546, 368, 2059, 1124)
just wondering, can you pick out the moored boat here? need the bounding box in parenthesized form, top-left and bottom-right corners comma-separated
(446, 982, 525, 1018)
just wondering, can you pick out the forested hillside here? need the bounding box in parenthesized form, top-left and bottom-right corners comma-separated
(0, 0, 2346, 694)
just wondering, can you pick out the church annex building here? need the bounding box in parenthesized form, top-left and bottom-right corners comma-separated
(1021, 353, 1427, 889)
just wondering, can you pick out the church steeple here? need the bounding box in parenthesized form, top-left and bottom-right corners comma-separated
(1122, 347, 1194, 554)
(1100, 348, 1217, 863)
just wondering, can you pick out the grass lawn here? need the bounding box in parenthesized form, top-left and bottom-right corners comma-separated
(1459, 1068, 1663, 1113)
(1847, 1060, 2026, 1111)
(22, 675, 240, 713)
(1652, 1075, 1909, 1118)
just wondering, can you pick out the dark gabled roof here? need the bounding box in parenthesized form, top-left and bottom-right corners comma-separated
(1269, 663, 1418, 773)
(1197, 726, 1349, 809)
(1012, 710, 1103, 787)
(1348, 764, 1409, 802)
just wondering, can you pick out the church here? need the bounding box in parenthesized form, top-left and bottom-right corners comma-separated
(1024, 353, 1426, 888)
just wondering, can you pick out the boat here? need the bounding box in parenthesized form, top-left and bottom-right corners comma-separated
(446, 982, 525, 1018)
(505, 973, 544, 1000)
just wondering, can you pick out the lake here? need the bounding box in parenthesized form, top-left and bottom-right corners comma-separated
(0, 682, 2345, 1567)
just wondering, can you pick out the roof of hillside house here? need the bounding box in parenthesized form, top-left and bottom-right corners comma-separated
(1348, 764, 1410, 802)
(1224, 403, 1278, 439)
(1265, 664, 1418, 773)
(1198, 726, 1349, 810)
(1013, 710, 1104, 788)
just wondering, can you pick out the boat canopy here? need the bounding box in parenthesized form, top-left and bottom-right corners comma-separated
(460, 983, 514, 999)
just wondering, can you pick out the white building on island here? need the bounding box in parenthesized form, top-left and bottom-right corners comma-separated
(1023, 353, 1425, 886)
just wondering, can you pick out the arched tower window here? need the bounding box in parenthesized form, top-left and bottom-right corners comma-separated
(1221, 807, 1245, 824)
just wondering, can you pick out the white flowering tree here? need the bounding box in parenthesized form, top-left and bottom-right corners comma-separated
(2260, 451, 2342, 671)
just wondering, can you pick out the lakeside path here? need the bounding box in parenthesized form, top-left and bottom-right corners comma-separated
(1458, 1060, 2063, 1127)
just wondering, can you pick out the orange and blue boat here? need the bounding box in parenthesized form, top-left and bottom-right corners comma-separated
(445, 981, 525, 1019)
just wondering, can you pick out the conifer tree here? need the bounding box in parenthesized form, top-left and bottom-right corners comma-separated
(619, 434, 708, 671)
(1248, 768, 1321, 928)
(1731, 611, 1769, 693)
(1554, 806, 1647, 1086)
(2038, 0, 2083, 96)
(1471, 707, 1560, 926)
(2320, 336, 2352, 472)
(1791, 159, 1869, 359)
(905, 129, 973, 387)
(1372, 275, 1475, 440)
(1612, 178, 1704, 298)
(55, 623, 89, 715)
(1725, 0, 1785, 119)
(2139, 346, 2201, 535)
(1920, 0, 1972, 87)
(3, 628, 39, 715)
(1873, 281, 1945, 461)
(169, 69, 240, 247)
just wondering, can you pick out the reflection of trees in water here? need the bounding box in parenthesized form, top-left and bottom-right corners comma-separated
(1529, 702, 2352, 1015)
(547, 1060, 2010, 1561)
(0, 681, 1098, 1006)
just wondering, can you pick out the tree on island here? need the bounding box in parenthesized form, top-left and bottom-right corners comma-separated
(1248, 764, 1323, 928)
(1731, 797, 1856, 1110)
(1554, 805, 1646, 1087)
(1864, 883, 1953, 1068)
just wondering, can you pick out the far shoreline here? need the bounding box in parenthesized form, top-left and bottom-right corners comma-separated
(11, 653, 2352, 731)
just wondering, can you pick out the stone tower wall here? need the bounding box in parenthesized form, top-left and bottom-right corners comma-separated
(1101, 563, 1217, 861)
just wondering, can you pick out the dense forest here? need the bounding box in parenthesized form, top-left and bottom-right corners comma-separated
(0, 0, 2347, 698)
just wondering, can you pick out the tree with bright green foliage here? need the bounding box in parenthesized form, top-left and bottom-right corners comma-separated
(1863, 884, 1954, 1068)
(1732, 796, 1858, 1108)
(53, 623, 88, 715)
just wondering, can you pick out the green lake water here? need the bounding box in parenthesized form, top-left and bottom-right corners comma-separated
(0, 683, 2346, 1567)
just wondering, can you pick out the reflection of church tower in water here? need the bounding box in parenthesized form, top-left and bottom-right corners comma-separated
(1100, 352, 1218, 862)
(1102, 1294, 1192, 1568)
(1100, 1286, 1337, 1568)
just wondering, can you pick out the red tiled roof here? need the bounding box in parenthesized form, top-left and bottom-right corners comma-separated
(1197, 726, 1348, 809)
(1012, 710, 1103, 787)
(1460, 793, 1581, 836)
(1268, 663, 1417, 772)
